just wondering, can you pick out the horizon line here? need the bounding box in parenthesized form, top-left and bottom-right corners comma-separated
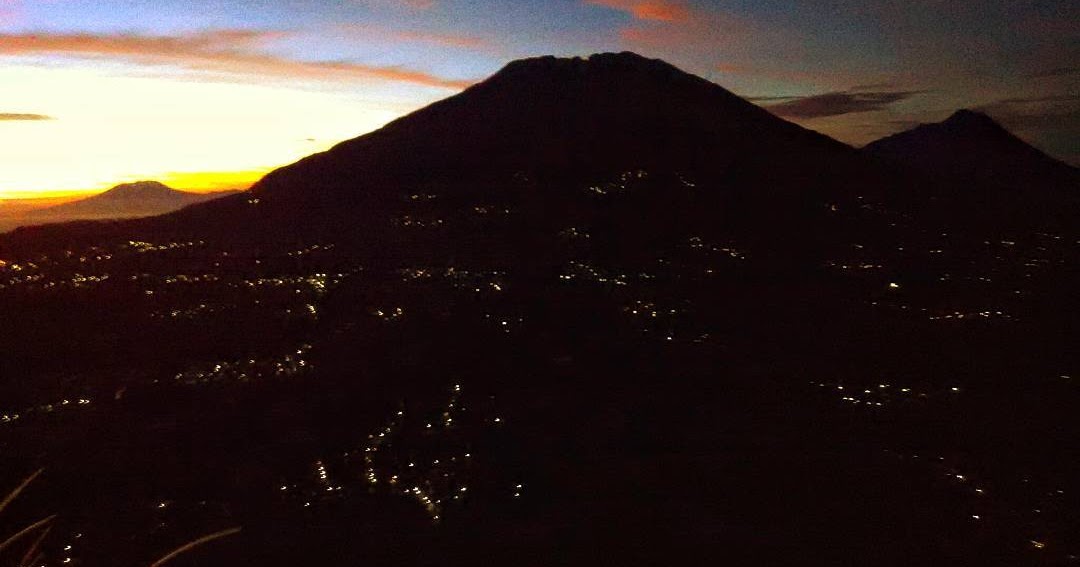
(0, 169, 265, 201)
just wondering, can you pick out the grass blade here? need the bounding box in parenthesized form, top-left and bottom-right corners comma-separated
(149, 526, 242, 567)
(0, 469, 44, 517)
(0, 515, 57, 556)
(19, 524, 51, 567)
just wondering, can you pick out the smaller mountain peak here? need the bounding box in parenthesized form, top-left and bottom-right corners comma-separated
(103, 181, 174, 196)
(943, 109, 1001, 130)
(865, 105, 1080, 190)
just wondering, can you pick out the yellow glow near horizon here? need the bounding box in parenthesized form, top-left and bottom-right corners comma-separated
(0, 62, 429, 199)
(0, 170, 268, 201)
(157, 170, 271, 193)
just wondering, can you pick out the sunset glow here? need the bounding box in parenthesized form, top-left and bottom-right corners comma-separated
(1, 0, 1077, 198)
(0, 60, 452, 198)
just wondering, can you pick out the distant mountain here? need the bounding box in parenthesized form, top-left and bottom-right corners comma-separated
(25, 181, 238, 222)
(864, 109, 1080, 191)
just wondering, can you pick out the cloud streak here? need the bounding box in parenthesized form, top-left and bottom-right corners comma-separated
(993, 94, 1080, 105)
(973, 95, 1080, 132)
(0, 29, 472, 89)
(0, 113, 53, 121)
(1027, 67, 1080, 79)
(764, 90, 924, 119)
(586, 0, 689, 22)
(359, 0, 436, 11)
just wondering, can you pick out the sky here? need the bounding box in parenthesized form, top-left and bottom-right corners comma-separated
(0, 0, 1077, 198)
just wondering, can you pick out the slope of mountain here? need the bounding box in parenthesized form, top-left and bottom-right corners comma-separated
(25, 181, 238, 222)
(864, 109, 1080, 191)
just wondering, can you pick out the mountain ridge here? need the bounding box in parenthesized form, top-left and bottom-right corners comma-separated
(864, 109, 1080, 191)
(1, 52, 1068, 254)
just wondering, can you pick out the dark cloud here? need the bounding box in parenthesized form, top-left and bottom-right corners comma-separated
(744, 95, 800, 102)
(1027, 67, 1080, 78)
(849, 83, 897, 92)
(975, 94, 1080, 130)
(993, 94, 1080, 105)
(0, 113, 53, 121)
(764, 90, 924, 119)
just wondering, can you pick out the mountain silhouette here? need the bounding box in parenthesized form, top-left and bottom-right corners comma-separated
(6, 54, 1072, 258)
(242, 51, 888, 212)
(865, 109, 1080, 191)
(254, 52, 859, 193)
(3, 52, 906, 257)
(25, 181, 237, 222)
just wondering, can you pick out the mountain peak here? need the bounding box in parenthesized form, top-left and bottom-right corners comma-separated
(16, 180, 237, 227)
(942, 109, 1005, 132)
(248, 51, 846, 202)
(101, 180, 176, 199)
(481, 51, 693, 92)
(865, 109, 1079, 190)
(493, 51, 675, 76)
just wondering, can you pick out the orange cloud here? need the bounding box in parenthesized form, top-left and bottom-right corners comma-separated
(616, 8, 755, 55)
(586, 0, 689, 22)
(0, 30, 472, 89)
(0, 113, 52, 120)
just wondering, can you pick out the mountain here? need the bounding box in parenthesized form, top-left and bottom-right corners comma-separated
(2, 52, 907, 256)
(24, 181, 238, 222)
(243, 51, 888, 212)
(864, 109, 1080, 191)
(254, 52, 860, 191)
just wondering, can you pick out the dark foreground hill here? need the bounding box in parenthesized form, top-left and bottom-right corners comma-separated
(0, 54, 1077, 566)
